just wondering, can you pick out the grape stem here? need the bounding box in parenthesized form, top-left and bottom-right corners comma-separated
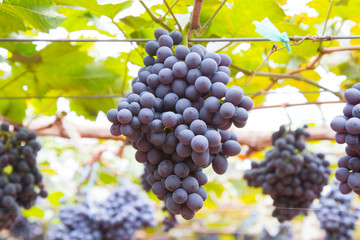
(0, 131, 12, 148)
(190, 0, 204, 30)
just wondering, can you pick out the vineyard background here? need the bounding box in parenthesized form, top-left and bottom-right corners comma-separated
(0, 0, 360, 239)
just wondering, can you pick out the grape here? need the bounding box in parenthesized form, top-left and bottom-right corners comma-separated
(107, 109, 118, 123)
(157, 46, 173, 62)
(158, 35, 174, 48)
(117, 101, 129, 110)
(204, 96, 220, 113)
(147, 73, 160, 88)
(196, 186, 207, 201)
(222, 140, 241, 156)
(204, 52, 221, 65)
(171, 79, 187, 97)
(172, 188, 188, 204)
(330, 116, 347, 133)
(182, 176, 199, 193)
(159, 68, 174, 85)
(176, 143, 192, 157)
(147, 148, 162, 164)
(344, 88, 360, 105)
(162, 112, 177, 128)
(239, 96, 254, 111)
(132, 82, 147, 94)
(191, 150, 209, 166)
(346, 117, 360, 135)
(178, 129, 195, 145)
(140, 92, 156, 108)
(186, 193, 203, 211)
(218, 66, 231, 76)
(191, 135, 208, 153)
(143, 55, 155, 66)
(183, 107, 199, 124)
(185, 85, 200, 101)
(343, 103, 354, 118)
(335, 167, 350, 182)
(135, 151, 148, 163)
(195, 76, 212, 93)
(185, 52, 202, 69)
(152, 63, 164, 74)
(210, 82, 227, 98)
(164, 56, 179, 69)
(194, 171, 208, 186)
(225, 86, 244, 105)
(199, 107, 214, 124)
(174, 163, 190, 179)
(200, 58, 217, 76)
(190, 45, 204, 59)
(150, 132, 167, 145)
(190, 119, 207, 135)
(164, 93, 178, 110)
(155, 84, 171, 98)
(110, 124, 121, 136)
(204, 130, 221, 147)
(219, 54, 231, 66)
(175, 45, 190, 60)
(175, 98, 192, 114)
(155, 28, 169, 40)
(172, 62, 188, 78)
(165, 197, 181, 214)
(138, 108, 154, 124)
(186, 68, 202, 84)
(180, 205, 196, 220)
(212, 155, 228, 175)
(165, 175, 181, 192)
(169, 30, 183, 45)
(219, 102, 236, 119)
(145, 40, 160, 56)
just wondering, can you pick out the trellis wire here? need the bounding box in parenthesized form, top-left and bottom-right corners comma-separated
(0, 35, 360, 43)
(0, 90, 345, 100)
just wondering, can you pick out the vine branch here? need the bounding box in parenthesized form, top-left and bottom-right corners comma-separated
(159, 0, 179, 22)
(199, 0, 227, 35)
(163, 0, 182, 31)
(190, 0, 204, 30)
(139, 1, 172, 31)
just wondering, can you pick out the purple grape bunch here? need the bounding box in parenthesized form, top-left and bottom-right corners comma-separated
(46, 182, 156, 240)
(244, 125, 330, 222)
(0, 122, 47, 230)
(313, 181, 358, 240)
(107, 28, 253, 220)
(331, 83, 360, 195)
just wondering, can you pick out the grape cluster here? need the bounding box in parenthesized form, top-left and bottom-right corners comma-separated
(107, 28, 252, 220)
(162, 205, 178, 232)
(0, 122, 46, 229)
(259, 224, 293, 240)
(314, 181, 358, 240)
(10, 214, 43, 240)
(244, 125, 330, 222)
(46, 182, 156, 240)
(331, 83, 360, 195)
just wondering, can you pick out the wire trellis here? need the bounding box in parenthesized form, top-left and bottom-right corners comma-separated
(0, 90, 345, 100)
(0, 35, 360, 43)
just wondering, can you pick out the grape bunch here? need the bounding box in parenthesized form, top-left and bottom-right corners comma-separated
(244, 125, 330, 222)
(10, 214, 43, 240)
(46, 182, 156, 240)
(331, 83, 360, 195)
(107, 28, 253, 220)
(259, 224, 293, 240)
(0, 122, 47, 229)
(314, 181, 358, 240)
